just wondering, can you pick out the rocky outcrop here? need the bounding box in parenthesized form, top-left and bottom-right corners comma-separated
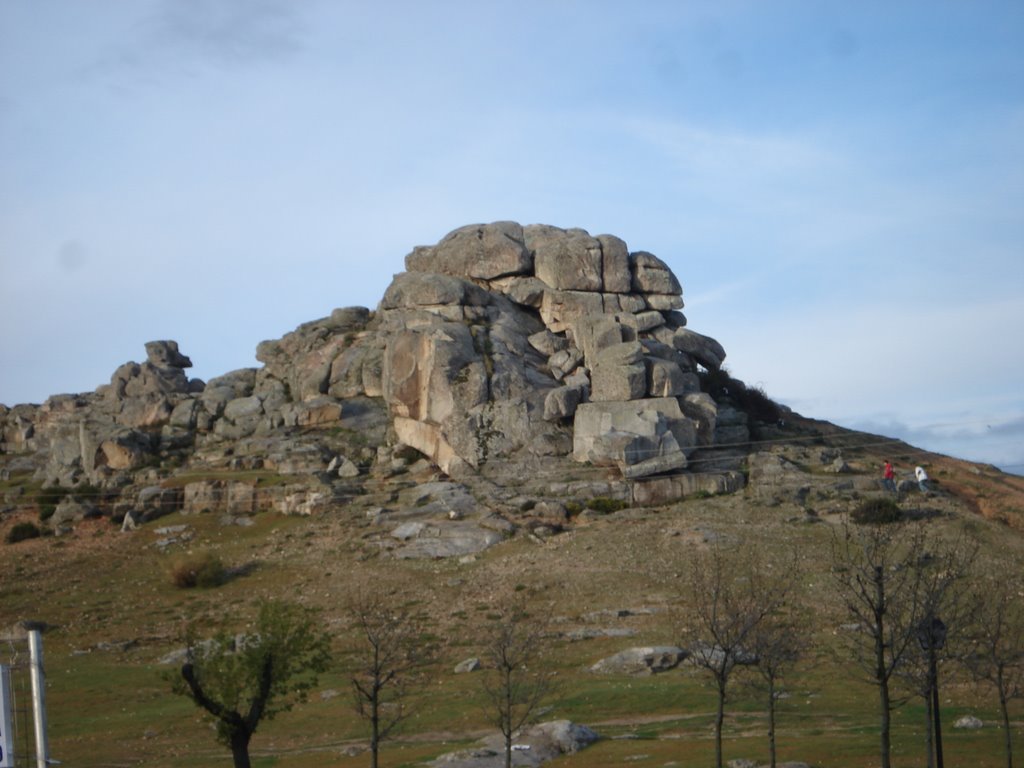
(589, 646, 688, 675)
(0, 222, 749, 542)
(384, 222, 731, 482)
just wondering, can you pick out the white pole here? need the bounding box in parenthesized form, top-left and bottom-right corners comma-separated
(0, 665, 14, 768)
(28, 631, 48, 768)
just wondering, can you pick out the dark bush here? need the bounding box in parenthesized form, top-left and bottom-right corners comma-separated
(587, 497, 629, 514)
(169, 553, 227, 589)
(698, 368, 782, 424)
(6, 522, 42, 544)
(852, 497, 903, 525)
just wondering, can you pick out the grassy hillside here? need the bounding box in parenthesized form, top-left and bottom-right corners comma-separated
(2, 417, 1023, 767)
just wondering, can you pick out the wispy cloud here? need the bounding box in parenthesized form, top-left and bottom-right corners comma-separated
(150, 0, 305, 65)
(846, 414, 1024, 475)
(84, 0, 308, 85)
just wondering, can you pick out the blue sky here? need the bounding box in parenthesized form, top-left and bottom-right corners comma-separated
(1, 1, 1022, 473)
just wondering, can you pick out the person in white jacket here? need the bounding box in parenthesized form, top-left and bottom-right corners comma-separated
(915, 465, 931, 492)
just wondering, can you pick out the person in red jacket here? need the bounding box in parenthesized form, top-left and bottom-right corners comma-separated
(883, 460, 896, 492)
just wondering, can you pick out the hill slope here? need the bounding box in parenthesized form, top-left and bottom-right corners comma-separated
(2, 222, 1022, 767)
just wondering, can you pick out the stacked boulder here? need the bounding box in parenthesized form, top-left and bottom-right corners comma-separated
(384, 222, 728, 480)
(0, 341, 202, 486)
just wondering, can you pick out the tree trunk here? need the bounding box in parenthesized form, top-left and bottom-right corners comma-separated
(767, 682, 777, 768)
(879, 681, 892, 768)
(874, 568, 891, 768)
(924, 683, 935, 768)
(932, 674, 944, 768)
(999, 683, 1014, 768)
(504, 667, 513, 768)
(230, 729, 252, 768)
(370, 693, 380, 768)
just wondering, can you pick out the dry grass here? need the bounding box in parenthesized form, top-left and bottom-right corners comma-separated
(1, 424, 1022, 767)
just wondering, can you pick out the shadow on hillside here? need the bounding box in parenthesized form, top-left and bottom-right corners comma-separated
(225, 560, 261, 581)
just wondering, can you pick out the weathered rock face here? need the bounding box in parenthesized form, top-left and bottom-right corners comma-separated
(383, 221, 729, 480)
(0, 222, 745, 524)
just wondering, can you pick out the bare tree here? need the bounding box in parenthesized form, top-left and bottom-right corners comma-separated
(831, 520, 968, 768)
(894, 535, 977, 768)
(681, 540, 794, 768)
(965, 575, 1024, 768)
(748, 605, 804, 768)
(346, 591, 434, 768)
(479, 599, 556, 768)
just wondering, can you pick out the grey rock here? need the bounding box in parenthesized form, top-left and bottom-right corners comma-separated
(381, 271, 491, 311)
(592, 341, 644, 368)
(590, 361, 647, 402)
(531, 500, 569, 522)
(406, 222, 532, 281)
(397, 482, 477, 518)
(543, 385, 584, 422)
(145, 340, 192, 369)
(631, 470, 745, 505)
(671, 328, 726, 370)
(223, 396, 263, 422)
(646, 358, 687, 398)
(490, 275, 548, 308)
(527, 330, 569, 357)
(954, 715, 983, 729)
(598, 234, 632, 293)
(590, 646, 687, 675)
(391, 520, 505, 559)
(428, 720, 598, 768)
(548, 347, 584, 380)
(169, 398, 199, 429)
(573, 315, 631, 363)
(183, 481, 222, 515)
(565, 627, 637, 641)
(528, 225, 604, 292)
(51, 496, 102, 526)
(573, 398, 698, 478)
(631, 251, 681, 296)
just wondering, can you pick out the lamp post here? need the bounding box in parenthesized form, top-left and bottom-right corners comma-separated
(917, 616, 947, 768)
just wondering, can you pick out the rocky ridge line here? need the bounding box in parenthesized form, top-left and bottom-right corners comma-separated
(1, 222, 752, 552)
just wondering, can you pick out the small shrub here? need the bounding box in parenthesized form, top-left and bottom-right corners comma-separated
(6, 522, 42, 544)
(170, 553, 227, 589)
(564, 501, 584, 516)
(851, 497, 902, 525)
(587, 497, 629, 514)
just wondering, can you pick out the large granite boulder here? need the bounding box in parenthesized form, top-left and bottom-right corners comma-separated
(573, 398, 697, 478)
(428, 720, 599, 768)
(405, 221, 533, 280)
(590, 646, 688, 675)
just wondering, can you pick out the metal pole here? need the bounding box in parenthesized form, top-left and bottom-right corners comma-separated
(27, 631, 48, 768)
(0, 665, 14, 768)
(932, 651, 944, 768)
